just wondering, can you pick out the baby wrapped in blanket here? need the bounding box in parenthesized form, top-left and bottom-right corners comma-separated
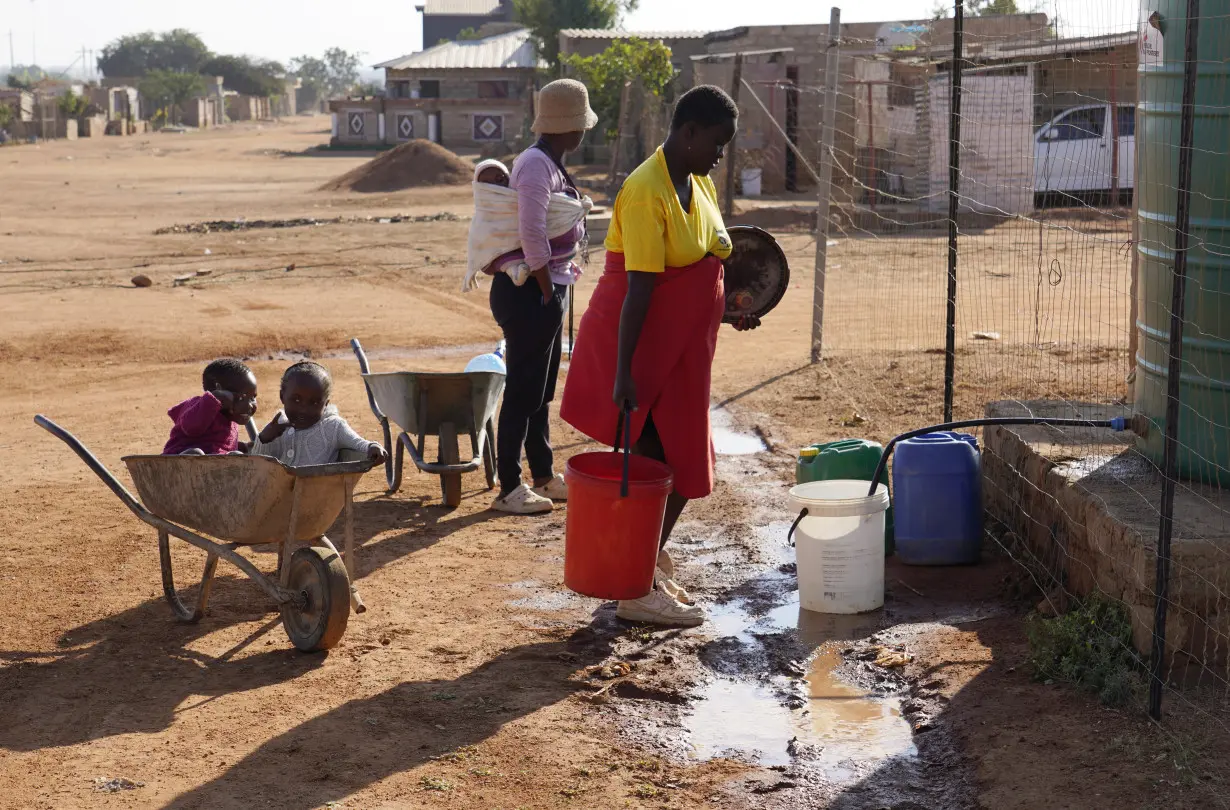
(463, 158, 592, 293)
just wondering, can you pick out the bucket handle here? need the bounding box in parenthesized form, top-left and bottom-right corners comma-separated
(613, 405, 632, 498)
(786, 508, 808, 547)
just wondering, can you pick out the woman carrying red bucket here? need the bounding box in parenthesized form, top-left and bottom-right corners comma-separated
(561, 86, 760, 627)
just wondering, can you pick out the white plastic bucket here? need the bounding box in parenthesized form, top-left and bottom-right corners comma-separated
(788, 480, 889, 614)
(741, 168, 763, 197)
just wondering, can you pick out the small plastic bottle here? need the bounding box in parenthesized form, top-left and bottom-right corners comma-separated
(464, 340, 507, 374)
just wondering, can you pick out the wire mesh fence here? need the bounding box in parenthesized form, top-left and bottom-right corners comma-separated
(718, 0, 1230, 793)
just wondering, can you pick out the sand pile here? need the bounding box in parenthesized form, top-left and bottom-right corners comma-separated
(320, 140, 475, 193)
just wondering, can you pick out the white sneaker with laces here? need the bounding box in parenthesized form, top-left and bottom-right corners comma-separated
(531, 473, 568, 502)
(491, 483, 553, 514)
(616, 585, 704, 627)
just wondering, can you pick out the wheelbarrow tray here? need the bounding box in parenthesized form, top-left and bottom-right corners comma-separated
(123, 453, 374, 546)
(361, 370, 503, 475)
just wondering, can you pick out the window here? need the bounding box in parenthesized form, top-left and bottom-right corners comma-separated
(1116, 106, 1136, 137)
(419, 80, 440, 99)
(1050, 107, 1105, 141)
(477, 80, 510, 99)
(391, 81, 411, 99)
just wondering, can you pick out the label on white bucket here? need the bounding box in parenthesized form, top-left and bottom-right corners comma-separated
(796, 513, 885, 614)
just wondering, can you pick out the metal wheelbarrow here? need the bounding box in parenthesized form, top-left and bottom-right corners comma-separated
(351, 338, 504, 507)
(35, 415, 377, 652)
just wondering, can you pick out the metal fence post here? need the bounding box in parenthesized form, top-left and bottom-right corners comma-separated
(810, 7, 842, 364)
(1149, 0, 1202, 722)
(942, 0, 965, 422)
(722, 53, 744, 220)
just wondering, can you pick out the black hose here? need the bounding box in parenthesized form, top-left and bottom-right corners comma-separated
(865, 415, 1131, 498)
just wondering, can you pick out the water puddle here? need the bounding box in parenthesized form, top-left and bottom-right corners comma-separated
(803, 650, 917, 780)
(686, 592, 916, 781)
(710, 408, 767, 456)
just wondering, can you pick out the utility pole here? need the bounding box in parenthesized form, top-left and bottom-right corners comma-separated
(8, 30, 14, 76)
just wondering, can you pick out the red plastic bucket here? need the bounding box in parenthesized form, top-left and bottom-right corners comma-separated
(564, 450, 673, 600)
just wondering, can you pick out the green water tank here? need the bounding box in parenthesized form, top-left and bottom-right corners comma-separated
(1136, 0, 1230, 484)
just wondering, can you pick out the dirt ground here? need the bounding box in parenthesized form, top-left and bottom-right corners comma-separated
(0, 117, 1223, 809)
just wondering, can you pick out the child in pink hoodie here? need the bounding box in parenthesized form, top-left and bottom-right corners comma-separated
(163, 359, 259, 455)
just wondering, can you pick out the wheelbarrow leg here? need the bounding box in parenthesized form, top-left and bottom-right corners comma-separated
(158, 529, 219, 623)
(280, 484, 303, 588)
(323, 481, 366, 614)
(438, 421, 462, 508)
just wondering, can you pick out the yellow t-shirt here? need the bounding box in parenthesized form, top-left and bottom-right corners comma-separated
(605, 147, 733, 272)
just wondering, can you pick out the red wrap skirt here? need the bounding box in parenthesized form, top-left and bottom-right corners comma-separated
(561, 251, 724, 499)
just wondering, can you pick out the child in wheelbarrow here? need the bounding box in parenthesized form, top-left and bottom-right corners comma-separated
(163, 358, 259, 455)
(251, 360, 387, 466)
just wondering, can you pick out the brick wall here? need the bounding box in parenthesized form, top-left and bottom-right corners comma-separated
(926, 73, 1034, 215)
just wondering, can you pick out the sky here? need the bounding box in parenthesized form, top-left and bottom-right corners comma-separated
(3, 0, 1139, 77)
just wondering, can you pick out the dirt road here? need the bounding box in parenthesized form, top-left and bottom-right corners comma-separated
(0, 118, 1219, 809)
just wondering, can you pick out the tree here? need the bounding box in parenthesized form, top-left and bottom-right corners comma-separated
(6, 65, 46, 90)
(562, 38, 674, 142)
(513, 0, 639, 69)
(98, 29, 210, 77)
(202, 55, 286, 97)
(457, 27, 484, 41)
(139, 69, 206, 125)
(933, 0, 1025, 16)
(57, 90, 91, 123)
(290, 48, 362, 100)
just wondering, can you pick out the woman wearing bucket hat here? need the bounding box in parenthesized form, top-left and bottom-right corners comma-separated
(489, 79, 597, 515)
(560, 85, 759, 626)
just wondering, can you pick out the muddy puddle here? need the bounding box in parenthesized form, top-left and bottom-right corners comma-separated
(686, 592, 916, 781)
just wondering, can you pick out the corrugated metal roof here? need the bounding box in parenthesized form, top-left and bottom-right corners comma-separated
(559, 28, 708, 40)
(418, 0, 502, 14)
(975, 31, 1136, 61)
(376, 29, 545, 71)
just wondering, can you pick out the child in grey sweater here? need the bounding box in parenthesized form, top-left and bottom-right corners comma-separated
(251, 361, 386, 466)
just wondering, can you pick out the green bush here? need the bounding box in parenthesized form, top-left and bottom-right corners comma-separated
(1026, 592, 1144, 707)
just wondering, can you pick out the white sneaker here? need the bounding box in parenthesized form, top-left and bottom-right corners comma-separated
(616, 585, 704, 627)
(531, 473, 568, 502)
(491, 483, 553, 514)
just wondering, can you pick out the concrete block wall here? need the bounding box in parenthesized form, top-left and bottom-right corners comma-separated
(926, 73, 1034, 215)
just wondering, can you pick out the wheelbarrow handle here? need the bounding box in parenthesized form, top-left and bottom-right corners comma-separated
(34, 414, 147, 519)
(351, 338, 389, 422)
(351, 337, 396, 485)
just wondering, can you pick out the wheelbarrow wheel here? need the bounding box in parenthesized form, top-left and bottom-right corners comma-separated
(483, 419, 497, 490)
(438, 421, 462, 508)
(280, 546, 350, 652)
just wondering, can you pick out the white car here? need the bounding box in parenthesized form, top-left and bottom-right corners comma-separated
(1034, 103, 1135, 204)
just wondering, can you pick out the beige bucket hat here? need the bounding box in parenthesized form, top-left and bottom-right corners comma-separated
(531, 79, 598, 135)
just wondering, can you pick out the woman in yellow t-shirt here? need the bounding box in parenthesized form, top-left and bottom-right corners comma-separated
(561, 85, 759, 627)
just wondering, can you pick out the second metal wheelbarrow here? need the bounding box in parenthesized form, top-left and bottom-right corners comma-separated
(35, 415, 376, 652)
(352, 338, 504, 507)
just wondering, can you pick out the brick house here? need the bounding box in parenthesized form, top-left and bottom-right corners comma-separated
(417, 0, 515, 48)
(331, 29, 541, 149)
